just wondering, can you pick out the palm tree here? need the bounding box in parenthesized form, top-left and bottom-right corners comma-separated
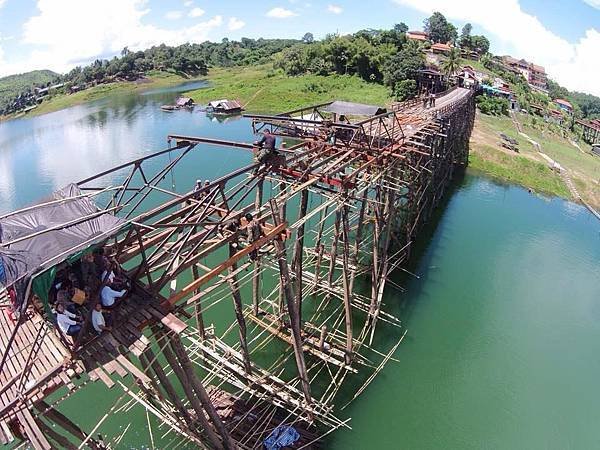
(442, 47, 461, 78)
(480, 52, 493, 69)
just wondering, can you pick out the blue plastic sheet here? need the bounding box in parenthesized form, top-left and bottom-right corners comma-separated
(263, 425, 300, 450)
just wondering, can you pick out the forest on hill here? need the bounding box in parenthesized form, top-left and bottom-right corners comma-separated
(0, 38, 298, 115)
(0, 70, 59, 112)
(1, 11, 599, 120)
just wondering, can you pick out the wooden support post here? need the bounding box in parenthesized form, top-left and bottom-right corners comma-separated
(140, 348, 195, 430)
(252, 178, 264, 316)
(291, 189, 309, 321)
(35, 418, 77, 450)
(191, 264, 206, 340)
(340, 198, 353, 365)
(327, 209, 342, 291)
(277, 181, 287, 316)
(157, 329, 225, 450)
(168, 333, 237, 450)
(35, 400, 100, 450)
(226, 243, 252, 375)
(269, 199, 313, 414)
(370, 187, 383, 316)
(312, 204, 328, 293)
(349, 188, 368, 293)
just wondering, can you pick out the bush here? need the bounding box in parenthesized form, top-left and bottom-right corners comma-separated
(393, 79, 417, 101)
(476, 95, 509, 116)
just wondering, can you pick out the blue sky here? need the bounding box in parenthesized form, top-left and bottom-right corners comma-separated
(0, 0, 599, 95)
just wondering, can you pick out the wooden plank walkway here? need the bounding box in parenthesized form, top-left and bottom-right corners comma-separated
(0, 286, 184, 448)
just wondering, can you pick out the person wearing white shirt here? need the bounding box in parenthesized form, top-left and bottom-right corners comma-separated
(92, 303, 111, 334)
(101, 285, 127, 308)
(56, 304, 81, 336)
(101, 269, 115, 284)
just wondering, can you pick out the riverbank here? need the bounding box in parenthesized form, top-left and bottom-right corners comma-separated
(469, 112, 600, 208)
(0, 70, 197, 121)
(185, 64, 392, 114)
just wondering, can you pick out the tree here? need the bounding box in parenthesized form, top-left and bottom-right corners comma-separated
(424, 12, 457, 44)
(302, 32, 314, 44)
(480, 52, 493, 69)
(394, 23, 409, 34)
(476, 95, 509, 116)
(383, 41, 425, 91)
(442, 47, 461, 77)
(393, 79, 417, 101)
(459, 23, 472, 49)
(470, 35, 490, 54)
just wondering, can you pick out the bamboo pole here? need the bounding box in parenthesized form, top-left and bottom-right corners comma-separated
(291, 189, 309, 321)
(340, 198, 353, 365)
(226, 243, 252, 375)
(269, 199, 313, 415)
(252, 178, 264, 316)
(157, 330, 225, 449)
(168, 333, 237, 449)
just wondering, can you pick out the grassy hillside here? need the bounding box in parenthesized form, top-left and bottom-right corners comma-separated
(470, 112, 600, 207)
(187, 65, 392, 114)
(0, 69, 59, 109)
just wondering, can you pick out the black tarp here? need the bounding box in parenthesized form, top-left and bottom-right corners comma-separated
(322, 101, 386, 117)
(0, 184, 125, 307)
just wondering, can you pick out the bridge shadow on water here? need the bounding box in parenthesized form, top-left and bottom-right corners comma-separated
(391, 167, 470, 327)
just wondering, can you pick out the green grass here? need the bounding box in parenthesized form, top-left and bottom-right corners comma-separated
(477, 113, 529, 147)
(186, 65, 392, 114)
(464, 59, 496, 79)
(469, 145, 570, 198)
(472, 112, 600, 207)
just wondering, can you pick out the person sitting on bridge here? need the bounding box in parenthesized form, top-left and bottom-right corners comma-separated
(100, 283, 127, 309)
(253, 131, 277, 165)
(92, 303, 112, 335)
(56, 303, 82, 337)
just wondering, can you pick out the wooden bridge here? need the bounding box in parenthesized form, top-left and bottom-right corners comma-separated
(0, 87, 475, 449)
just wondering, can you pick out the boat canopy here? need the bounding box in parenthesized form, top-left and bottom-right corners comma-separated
(0, 184, 126, 308)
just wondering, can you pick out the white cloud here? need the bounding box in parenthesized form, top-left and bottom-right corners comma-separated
(582, 0, 600, 9)
(228, 17, 245, 31)
(327, 4, 342, 14)
(188, 7, 205, 18)
(266, 7, 298, 18)
(183, 0, 193, 6)
(0, 0, 223, 77)
(165, 10, 183, 20)
(393, 0, 600, 96)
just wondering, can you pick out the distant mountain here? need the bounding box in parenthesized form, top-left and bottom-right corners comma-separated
(0, 69, 60, 111)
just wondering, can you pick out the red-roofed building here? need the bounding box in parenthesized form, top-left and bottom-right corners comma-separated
(407, 30, 429, 41)
(554, 98, 573, 113)
(431, 42, 452, 54)
(500, 55, 548, 91)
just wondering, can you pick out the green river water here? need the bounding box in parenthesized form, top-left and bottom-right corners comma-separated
(0, 82, 599, 449)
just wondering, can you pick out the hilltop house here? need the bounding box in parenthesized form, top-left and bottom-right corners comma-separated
(430, 42, 452, 54)
(554, 98, 573, 114)
(407, 30, 429, 42)
(501, 56, 548, 92)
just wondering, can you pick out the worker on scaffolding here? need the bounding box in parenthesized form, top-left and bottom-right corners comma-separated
(253, 130, 278, 168)
(245, 213, 263, 261)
